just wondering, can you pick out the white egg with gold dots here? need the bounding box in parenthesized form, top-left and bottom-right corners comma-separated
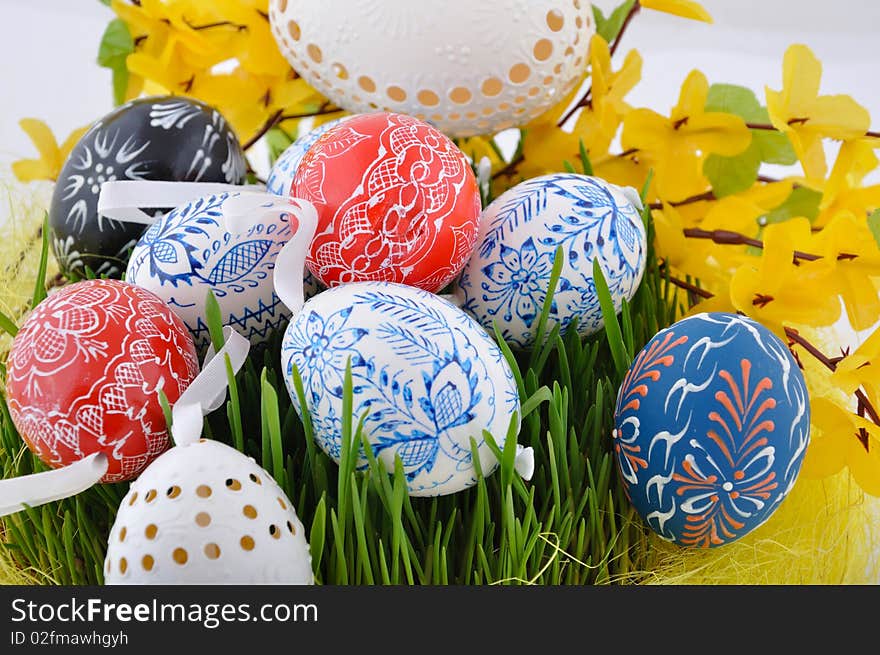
(104, 439, 313, 585)
(268, 0, 594, 137)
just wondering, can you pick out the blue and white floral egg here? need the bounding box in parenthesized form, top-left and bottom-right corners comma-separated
(455, 173, 647, 349)
(281, 281, 520, 496)
(127, 192, 297, 351)
(613, 312, 811, 548)
(266, 116, 352, 197)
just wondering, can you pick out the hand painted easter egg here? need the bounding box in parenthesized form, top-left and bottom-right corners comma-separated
(613, 312, 811, 548)
(50, 96, 247, 278)
(126, 192, 314, 352)
(268, 0, 593, 137)
(280, 281, 520, 496)
(294, 112, 481, 292)
(456, 173, 647, 349)
(5, 279, 199, 483)
(104, 439, 312, 584)
(266, 115, 352, 197)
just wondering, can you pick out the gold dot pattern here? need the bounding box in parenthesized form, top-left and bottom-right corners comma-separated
(119, 527, 127, 542)
(145, 489, 157, 503)
(417, 90, 440, 106)
(249, 474, 261, 485)
(243, 505, 258, 519)
(277, 497, 287, 510)
(509, 63, 531, 84)
(333, 63, 349, 80)
(307, 43, 323, 63)
(167, 486, 181, 498)
(482, 78, 503, 97)
(204, 543, 221, 560)
(195, 512, 211, 527)
(547, 10, 565, 31)
(145, 524, 158, 540)
(173, 548, 188, 565)
(197, 485, 212, 498)
(225, 478, 241, 491)
(358, 76, 376, 93)
(287, 20, 300, 41)
(142, 555, 154, 571)
(128, 492, 138, 506)
(287, 521, 296, 535)
(449, 87, 472, 104)
(534, 39, 554, 61)
(240, 536, 255, 551)
(387, 85, 407, 102)
(119, 558, 128, 574)
(269, 525, 280, 540)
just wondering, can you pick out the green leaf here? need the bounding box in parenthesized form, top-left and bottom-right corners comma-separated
(31, 213, 50, 308)
(593, 258, 630, 378)
(703, 144, 762, 197)
(592, 0, 636, 43)
(763, 187, 822, 224)
(266, 127, 295, 166)
(97, 19, 134, 105)
(704, 84, 796, 197)
(869, 209, 880, 249)
(0, 310, 18, 338)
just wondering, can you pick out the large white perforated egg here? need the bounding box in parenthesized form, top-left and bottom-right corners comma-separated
(104, 439, 313, 585)
(268, 0, 593, 137)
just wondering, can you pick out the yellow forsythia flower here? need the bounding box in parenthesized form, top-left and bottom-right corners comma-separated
(802, 396, 880, 496)
(816, 140, 880, 227)
(766, 44, 870, 182)
(622, 70, 751, 202)
(12, 119, 89, 182)
(729, 217, 842, 334)
(639, 0, 713, 23)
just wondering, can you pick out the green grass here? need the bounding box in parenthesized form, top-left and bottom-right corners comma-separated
(0, 197, 679, 586)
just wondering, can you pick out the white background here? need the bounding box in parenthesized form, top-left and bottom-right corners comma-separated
(1, 0, 877, 171)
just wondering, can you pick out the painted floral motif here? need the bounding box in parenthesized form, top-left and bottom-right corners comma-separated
(5, 280, 199, 483)
(294, 112, 481, 293)
(281, 282, 519, 496)
(126, 192, 296, 350)
(458, 173, 647, 349)
(612, 312, 811, 547)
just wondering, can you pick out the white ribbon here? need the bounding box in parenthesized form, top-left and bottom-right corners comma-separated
(0, 453, 108, 518)
(170, 326, 251, 446)
(270, 198, 319, 314)
(98, 180, 265, 225)
(0, 328, 250, 516)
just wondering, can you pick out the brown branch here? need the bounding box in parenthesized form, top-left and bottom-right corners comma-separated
(242, 109, 284, 151)
(187, 21, 247, 32)
(279, 106, 344, 122)
(648, 190, 716, 210)
(557, 1, 642, 127)
(682, 227, 857, 263)
(747, 122, 880, 140)
(492, 153, 525, 180)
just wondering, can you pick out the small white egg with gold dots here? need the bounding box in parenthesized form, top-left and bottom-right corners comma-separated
(104, 439, 313, 585)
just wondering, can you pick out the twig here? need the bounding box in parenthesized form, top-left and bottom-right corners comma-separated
(242, 109, 284, 151)
(746, 121, 880, 139)
(648, 190, 716, 210)
(682, 227, 858, 263)
(557, 1, 642, 127)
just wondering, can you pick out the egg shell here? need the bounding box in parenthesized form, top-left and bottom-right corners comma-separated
(126, 192, 302, 352)
(280, 281, 520, 496)
(50, 96, 247, 278)
(104, 439, 313, 584)
(613, 312, 811, 548)
(294, 112, 481, 292)
(266, 115, 353, 197)
(268, 0, 593, 137)
(5, 279, 199, 483)
(456, 173, 647, 349)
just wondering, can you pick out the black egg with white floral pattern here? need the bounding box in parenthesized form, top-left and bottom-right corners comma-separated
(49, 96, 247, 278)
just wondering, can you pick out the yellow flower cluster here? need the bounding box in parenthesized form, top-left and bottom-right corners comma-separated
(11, 0, 880, 493)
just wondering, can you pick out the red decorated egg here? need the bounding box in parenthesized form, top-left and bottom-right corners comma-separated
(5, 279, 199, 483)
(293, 112, 481, 292)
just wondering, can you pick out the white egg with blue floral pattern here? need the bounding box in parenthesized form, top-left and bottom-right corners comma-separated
(266, 116, 353, 197)
(455, 173, 647, 349)
(127, 192, 300, 352)
(280, 281, 521, 496)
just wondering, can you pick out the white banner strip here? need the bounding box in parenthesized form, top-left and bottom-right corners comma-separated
(171, 327, 251, 446)
(0, 453, 108, 518)
(97, 180, 266, 225)
(271, 198, 319, 314)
